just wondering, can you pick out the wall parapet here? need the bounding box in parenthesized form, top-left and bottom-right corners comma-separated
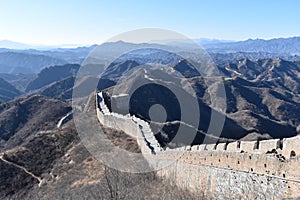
(95, 91, 300, 199)
(173, 136, 300, 160)
(96, 92, 162, 155)
(96, 91, 300, 160)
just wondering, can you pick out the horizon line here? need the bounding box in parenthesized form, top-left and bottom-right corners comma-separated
(0, 35, 299, 50)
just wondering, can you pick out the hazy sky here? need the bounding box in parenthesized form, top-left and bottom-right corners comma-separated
(0, 0, 299, 45)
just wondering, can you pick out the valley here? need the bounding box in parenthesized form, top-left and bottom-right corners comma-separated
(0, 37, 299, 199)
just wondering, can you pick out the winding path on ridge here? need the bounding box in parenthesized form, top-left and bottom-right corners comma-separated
(0, 153, 42, 185)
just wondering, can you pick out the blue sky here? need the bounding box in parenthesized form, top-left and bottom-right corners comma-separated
(0, 0, 299, 45)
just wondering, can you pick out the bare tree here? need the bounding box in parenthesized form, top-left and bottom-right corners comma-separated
(103, 166, 131, 200)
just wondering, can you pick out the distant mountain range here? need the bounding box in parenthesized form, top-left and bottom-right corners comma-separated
(0, 40, 87, 50)
(0, 39, 299, 142)
(0, 40, 34, 50)
(0, 52, 68, 74)
(2, 36, 300, 54)
(0, 39, 227, 50)
(204, 37, 300, 54)
(0, 37, 298, 75)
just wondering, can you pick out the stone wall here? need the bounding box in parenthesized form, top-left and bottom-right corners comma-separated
(96, 92, 161, 154)
(157, 158, 299, 199)
(154, 150, 300, 199)
(95, 91, 300, 199)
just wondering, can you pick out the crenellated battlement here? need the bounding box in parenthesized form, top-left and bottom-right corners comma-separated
(95, 91, 300, 199)
(173, 136, 300, 160)
(96, 91, 300, 160)
(96, 92, 162, 155)
(96, 91, 300, 162)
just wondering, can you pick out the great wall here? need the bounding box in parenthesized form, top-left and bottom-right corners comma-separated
(96, 91, 300, 199)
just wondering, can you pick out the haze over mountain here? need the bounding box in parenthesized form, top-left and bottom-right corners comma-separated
(0, 37, 299, 198)
(1, 36, 299, 55)
(205, 37, 300, 55)
(0, 52, 68, 74)
(0, 40, 34, 50)
(0, 36, 299, 77)
(0, 40, 87, 50)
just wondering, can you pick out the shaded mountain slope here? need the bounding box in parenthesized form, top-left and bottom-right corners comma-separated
(0, 94, 195, 199)
(39, 75, 115, 100)
(40, 76, 75, 100)
(101, 57, 299, 144)
(0, 95, 71, 149)
(0, 78, 22, 102)
(102, 68, 248, 146)
(25, 64, 79, 92)
(220, 58, 300, 93)
(0, 73, 34, 92)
